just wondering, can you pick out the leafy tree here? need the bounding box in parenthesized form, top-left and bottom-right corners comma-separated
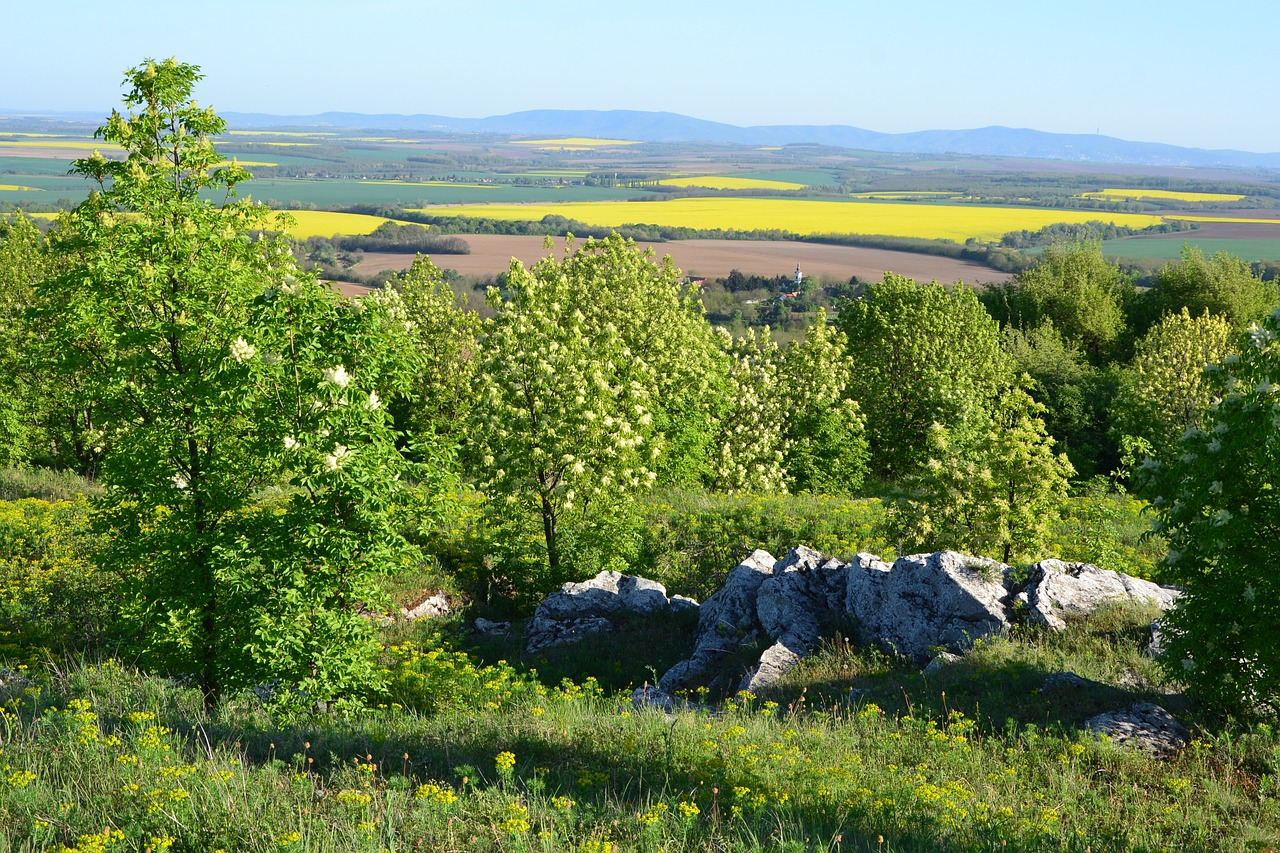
(1137, 311, 1280, 715)
(777, 310, 868, 493)
(888, 380, 1073, 563)
(472, 235, 724, 594)
(1111, 308, 1235, 464)
(836, 273, 1012, 481)
(1148, 246, 1278, 330)
(37, 58, 442, 710)
(708, 327, 787, 494)
(1014, 242, 1130, 362)
(1003, 318, 1116, 478)
(387, 254, 482, 449)
(0, 213, 49, 467)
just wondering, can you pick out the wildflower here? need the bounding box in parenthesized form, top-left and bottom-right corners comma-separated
(229, 336, 256, 362)
(322, 364, 351, 388)
(172, 475, 188, 490)
(324, 444, 350, 471)
(1207, 438, 1222, 453)
(495, 751, 516, 773)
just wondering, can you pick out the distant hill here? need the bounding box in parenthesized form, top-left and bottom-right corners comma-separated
(7, 105, 1280, 170)
(215, 109, 1280, 170)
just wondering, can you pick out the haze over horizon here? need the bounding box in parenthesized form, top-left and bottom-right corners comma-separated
(4, 0, 1274, 154)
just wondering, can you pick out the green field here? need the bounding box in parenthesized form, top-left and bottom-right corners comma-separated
(1100, 237, 1280, 262)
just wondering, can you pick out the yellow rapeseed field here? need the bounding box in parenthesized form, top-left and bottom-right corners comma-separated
(410, 197, 1165, 242)
(274, 211, 401, 239)
(510, 137, 640, 150)
(1083, 188, 1246, 203)
(0, 140, 123, 151)
(658, 176, 806, 191)
(0, 184, 39, 191)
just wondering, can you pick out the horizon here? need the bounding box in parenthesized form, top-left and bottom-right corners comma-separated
(3, 0, 1274, 154)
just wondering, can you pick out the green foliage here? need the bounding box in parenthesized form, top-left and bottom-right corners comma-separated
(1002, 319, 1117, 478)
(777, 310, 869, 494)
(1014, 242, 1131, 362)
(34, 58, 446, 709)
(1138, 309, 1280, 715)
(0, 498, 113, 662)
(888, 382, 1073, 563)
(0, 214, 58, 468)
(387, 254, 482, 449)
(837, 273, 1013, 480)
(1149, 244, 1279, 330)
(707, 328, 787, 493)
(1111, 307, 1235, 463)
(472, 234, 724, 594)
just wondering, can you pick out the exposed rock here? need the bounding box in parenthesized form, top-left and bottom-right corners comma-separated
(1085, 703, 1190, 759)
(858, 551, 1013, 661)
(658, 549, 775, 693)
(1023, 560, 1179, 630)
(1042, 671, 1092, 691)
(525, 570, 698, 655)
(1146, 620, 1168, 658)
(741, 546, 849, 692)
(0, 668, 33, 701)
(474, 617, 511, 635)
(631, 685, 714, 715)
(402, 591, 453, 621)
(924, 651, 963, 676)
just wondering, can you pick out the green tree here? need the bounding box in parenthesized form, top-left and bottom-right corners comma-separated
(37, 58, 442, 710)
(888, 380, 1073, 563)
(708, 327, 787, 494)
(1137, 309, 1280, 715)
(1111, 308, 1235, 464)
(1148, 245, 1278, 330)
(1003, 318, 1116, 478)
(388, 254, 482, 449)
(1014, 242, 1130, 362)
(836, 273, 1012, 481)
(0, 213, 48, 467)
(777, 310, 868, 493)
(472, 235, 724, 593)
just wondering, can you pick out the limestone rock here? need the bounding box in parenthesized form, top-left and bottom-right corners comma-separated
(924, 651, 963, 676)
(1085, 703, 1189, 759)
(525, 570, 698, 655)
(1024, 560, 1179, 630)
(631, 685, 714, 715)
(474, 617, 511, 635)
(402, 591, 452, 621)
(658, 549, 776, 692)
(858, 551, 1013, 661)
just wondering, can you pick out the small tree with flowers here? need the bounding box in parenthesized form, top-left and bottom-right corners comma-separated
(38, 58, 450, 710)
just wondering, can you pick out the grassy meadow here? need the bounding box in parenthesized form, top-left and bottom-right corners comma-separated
(0, 479, 1276, 851)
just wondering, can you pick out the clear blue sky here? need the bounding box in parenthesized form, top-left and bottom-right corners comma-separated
(4, 0, 1275, 153)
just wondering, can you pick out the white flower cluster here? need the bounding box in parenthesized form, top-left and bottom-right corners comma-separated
(325, 444, 351, 471)
(322, 365, 351, 388)
(229, 336, 256, 363)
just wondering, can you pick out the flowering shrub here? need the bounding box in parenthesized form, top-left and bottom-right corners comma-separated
(1139, 311, 1280, 714)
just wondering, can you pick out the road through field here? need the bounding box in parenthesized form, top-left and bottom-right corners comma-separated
(349, 235, 1010, 285)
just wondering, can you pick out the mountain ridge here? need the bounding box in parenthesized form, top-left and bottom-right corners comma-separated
(5, 106, 1279, 170)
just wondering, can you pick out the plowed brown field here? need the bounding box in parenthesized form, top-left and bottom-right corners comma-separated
(348, 235, 1010, 286)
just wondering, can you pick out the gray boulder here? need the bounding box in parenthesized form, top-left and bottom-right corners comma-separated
(1085, 703, 1189, 759)
(1024, 560, 1179, 630)
(402, 591, 453, 621)
(658, 549, 776, 692)
(857, 551, 1013, 661)
(525, 570, 698, 655)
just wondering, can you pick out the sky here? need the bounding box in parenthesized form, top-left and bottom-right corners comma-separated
(4, 0, 1276, 153)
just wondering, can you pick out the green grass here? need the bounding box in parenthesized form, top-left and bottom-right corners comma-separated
(1100, 237, 1280, 262)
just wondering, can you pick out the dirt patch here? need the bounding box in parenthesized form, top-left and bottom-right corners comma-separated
(349, 235, 1010, 285)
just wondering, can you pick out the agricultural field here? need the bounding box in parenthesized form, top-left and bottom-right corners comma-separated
(509, 137, 641, 150)
(1083, 188, 1247, 203)
(345, 234, 1014, 285)
(658, 175, 807, 191)
(409, 197, 1165, 242)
